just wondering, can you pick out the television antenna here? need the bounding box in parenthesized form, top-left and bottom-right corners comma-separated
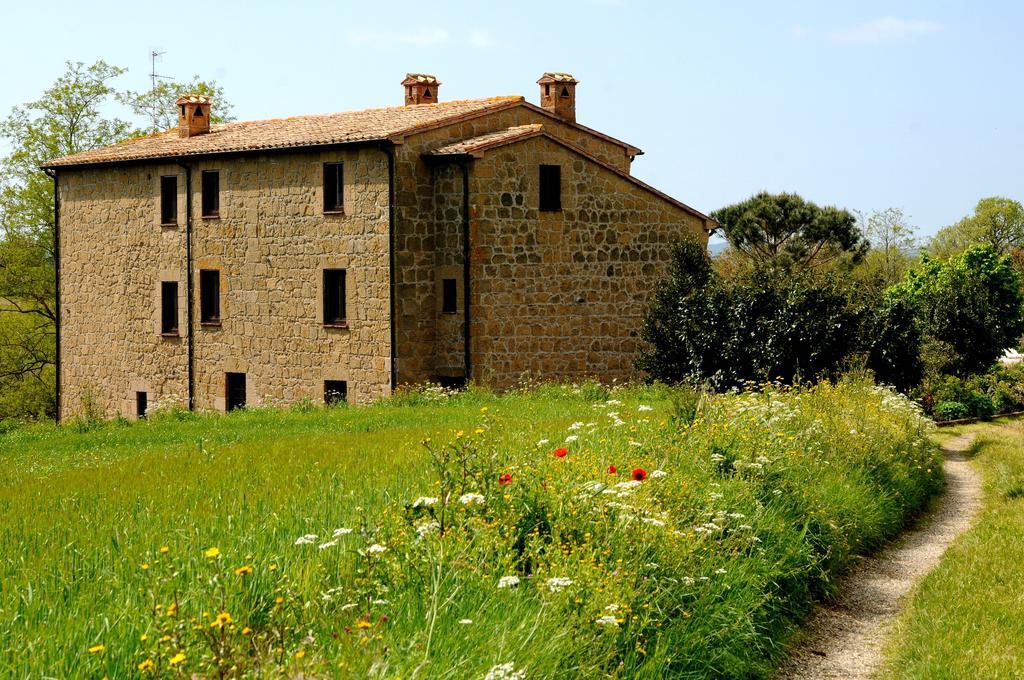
(147, 50, 175, 130)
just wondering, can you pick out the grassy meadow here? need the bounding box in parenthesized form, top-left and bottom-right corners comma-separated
(0, 380, 942, 678)
(882, 416, 1024, 679)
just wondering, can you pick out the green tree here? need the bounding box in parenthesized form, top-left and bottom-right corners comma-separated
(711, 192, 868, 272)
(855, 208, 918, 290)
(890, 244, 1024, 375)
(927, 197, 1024, 259)
(119, 77, 234, 135)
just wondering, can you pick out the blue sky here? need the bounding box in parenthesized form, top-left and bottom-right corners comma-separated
(2, 0, 1022, 237)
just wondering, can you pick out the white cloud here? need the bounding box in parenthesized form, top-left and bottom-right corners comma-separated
(826, 17, 942, 44)
(468, 28, 495, 48)
(346, 28, 449, 47)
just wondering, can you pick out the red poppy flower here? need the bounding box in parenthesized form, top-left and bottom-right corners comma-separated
(499, 473, 512, 486)
(553, 448, 568, 458)
(607, 465, 617, 474)
(631, 468, 647, 481)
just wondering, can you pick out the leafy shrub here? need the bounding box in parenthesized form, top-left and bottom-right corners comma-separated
(935, 401, 969, 420)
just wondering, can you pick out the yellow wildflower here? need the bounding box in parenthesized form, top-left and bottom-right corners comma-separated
(241, 627, 252, 636)
(211, 611, 233, 628)
(87, 644, 105, 654)
(203, 546, 220, 558)
(480, 406, 488, 413)
(168, 652, 186, 666)
(295, 650, 306, 659)
(455, 430, 464, 438)
(140, 563, 150, 570)
(166, 602, 178, 617)
(275, 596, 284, 604)
(137, 659, 154, 671)
(234, 565, 253, 576)
(140, 634, 148, 641)
(159, 635, 171, 643)
(356, 619, 373, 630)
(269, 563, 278, 572)
(159, 546, 169, 554)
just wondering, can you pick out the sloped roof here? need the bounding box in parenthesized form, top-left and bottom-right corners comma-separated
(425, 125, 711, 223)
(43, 96, 523, 168)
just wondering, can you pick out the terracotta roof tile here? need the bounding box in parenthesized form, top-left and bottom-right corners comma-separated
(429, 124, 544, 156)
(537, 73, 578, 84)
(401, 73, 441, 85)
(44, 96, 522, 168)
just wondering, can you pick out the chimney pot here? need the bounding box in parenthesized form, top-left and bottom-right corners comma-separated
(537, 73, 578, 123)
(402, 73, 441, 105)
(176, 94, 212, 138)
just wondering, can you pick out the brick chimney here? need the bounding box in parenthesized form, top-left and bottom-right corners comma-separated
(176, 94, 212, 138)
(537, 73, 578, 123)
(402, 74, 441, 105)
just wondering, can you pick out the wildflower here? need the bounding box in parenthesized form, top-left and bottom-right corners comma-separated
(332, 527, 353, 537)
(356, 618, 373, 630)
(141, 563, 150, 570)
(715, 568, 727, 575)
(484, 662, 526, 680)
(553, 447, 568, 458)
(275, 597, 284, 604)
(169, 652, 186, 666)
(412, 496, 439, 507)
(140, 634, 148, 641)
(595, 615, 620, 627)
(545, 577, 574, 592)
(631, 468, 647, 481)
(681, 576, 695, 586)
(269, 563, 278, 571)
(650, 469, 668, 478)
(159, 546, 169, 554)
(458, 618, 473, 625)
(459, 492, 485, 505)
(318, 540, 338, 550)
(294, 534, 318, 545)
(456, 430, 464, 438)
(607, 465, 617, 474)
(372, 598, 390, 605)
(415, 521, 440, 538)
(138, 659, 154, 671)
(638, 404, 653, 412)
(565, 435, 579, 443)
(242, 627, 252, 635)
(497, 575, 520, 589)
(567, 421, 584, 430)
(498, 473, 512, 485)
(87, 644, 105, 654)
(641, 517, 666, 527)
(203, 547, 220, 558)
(234, 565, 253, 576)
(537, 438, 550, 446)
(480, 406, 489, 413)
(211, 611, 233, 628)
(166, 602, 178, 617)
(614, 480, 642, 491)
(366, 543, 387, 554)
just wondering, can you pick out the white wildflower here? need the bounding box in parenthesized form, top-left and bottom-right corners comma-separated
(715, 568, 727, 575)
(605, 603, 620, 611)
(458, 618, 473, 625)
(681, 576, 695, 586)
(537, 438, 550, 446)
(565, 435, 579, 443)
(340, 603, 358, 611)
(567, 421, 585, 431)
(294, 534, 318, 545)
(497, 575, 520, 589)
(545, 577, 574, 592)
(415, 521, 440, 538)
(638, 405, 653, 412)
(629, 441, 643, 447)
(459, 492, 485, 505)
(484, 663, 526, 680)
(606, 399, 622, 405)
(318, 539, 338, 550)
(614, 480, 642, 491)
(412, 496, 439, 508)
(595, 615, 620, 627)
(366, 544, 387, 555)
(332, 528, 353, 537)
(373, 598, 389, 605)
(650, 469, 668, 478)
(641, 517, 666, 527)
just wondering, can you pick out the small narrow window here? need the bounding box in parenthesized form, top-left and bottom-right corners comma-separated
(442, 278, 457, 314)
(539, 164, 562, 212)
(323, 163, 344, 212)
(423, 88, 433, 99)
(179, 104, 185, 117)
(544, 83, 551, 96)
(323, 269, 347, 326)
(161, 281, 178, 335)
(193, 106, 203, 117)
(200, 270, 221, 324)
(136, 391, 148, 419)
(225, 372, 246, 411)
(324, 380, 348, 405)
(560, 85, 571, 97)
(160, 176, 177, 225)
(201, 170, 220, 217)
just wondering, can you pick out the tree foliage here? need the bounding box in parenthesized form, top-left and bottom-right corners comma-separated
(711, 192, 868, 272)
(119, 77, 234, 135)
(889, 244, 1024, 375)
(928, 196, 1024, 259)
(854, 208, 917, 291)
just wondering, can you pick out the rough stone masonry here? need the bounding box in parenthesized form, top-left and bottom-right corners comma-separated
(43, 74, 712, 419)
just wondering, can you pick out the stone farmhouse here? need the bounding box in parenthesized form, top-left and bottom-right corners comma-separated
(43, 73, 711, 419)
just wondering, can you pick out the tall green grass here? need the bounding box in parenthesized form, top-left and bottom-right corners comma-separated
(882, 417, 1024, 679)
(0, 380, 941, 678)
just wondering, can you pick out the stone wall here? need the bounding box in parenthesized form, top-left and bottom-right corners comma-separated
(58, 147, 392, 418)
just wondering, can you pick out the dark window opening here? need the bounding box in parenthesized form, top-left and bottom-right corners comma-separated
(560, 85, 571, 97)
(442, 278, 457, 314)
(423, 88, 432, 99)
(324, 380, 348, 405)
(160, 175, 177, 225)
(226, 372, 246, 411)
(323, 163, 344, 212)
(179, 104, 185, 117)
(201, 170, 220, 217)
(160, 281, 178, 335)
(544, 83, 551, 96)
(539, 164, 562, 212)
(193, 106, 203, 117)
(136, 391, 148, 419)
(323, 269, 347, 326)
(437, 376, 466, 390)
(200, 270, 221, 324)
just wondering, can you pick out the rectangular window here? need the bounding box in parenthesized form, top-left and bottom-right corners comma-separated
(160, 176, 177, 225)
(323, 162, 344, 212)
(200, 270, 221, 324)
(324, 380, 348, 405)
(323, 269, 347, 326)
(539, 164, 561, 212)
(225, 372, 246, 411)
(442, 278, 457, 314)
(160, 281, 178, 335)
(201, 170, 220, 217)
(135, 391, 148, 419)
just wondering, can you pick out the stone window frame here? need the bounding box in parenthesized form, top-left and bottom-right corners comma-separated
(539, 163, 562, 212)
(125, 379, 152, 421)
(318, 256, 352, 330)
(200, 169, 222, 219)
(323, 368, 351, 404)
(196, 256, 226, 330)
(317, 151, 350, 217)
(154, 270, 186, 339)
(199, 269, 222, 326)
(154, 167, 186, 229)
(435, 265, 462, 315)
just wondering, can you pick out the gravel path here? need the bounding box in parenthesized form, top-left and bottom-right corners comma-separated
(777, 433, 982, 679)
